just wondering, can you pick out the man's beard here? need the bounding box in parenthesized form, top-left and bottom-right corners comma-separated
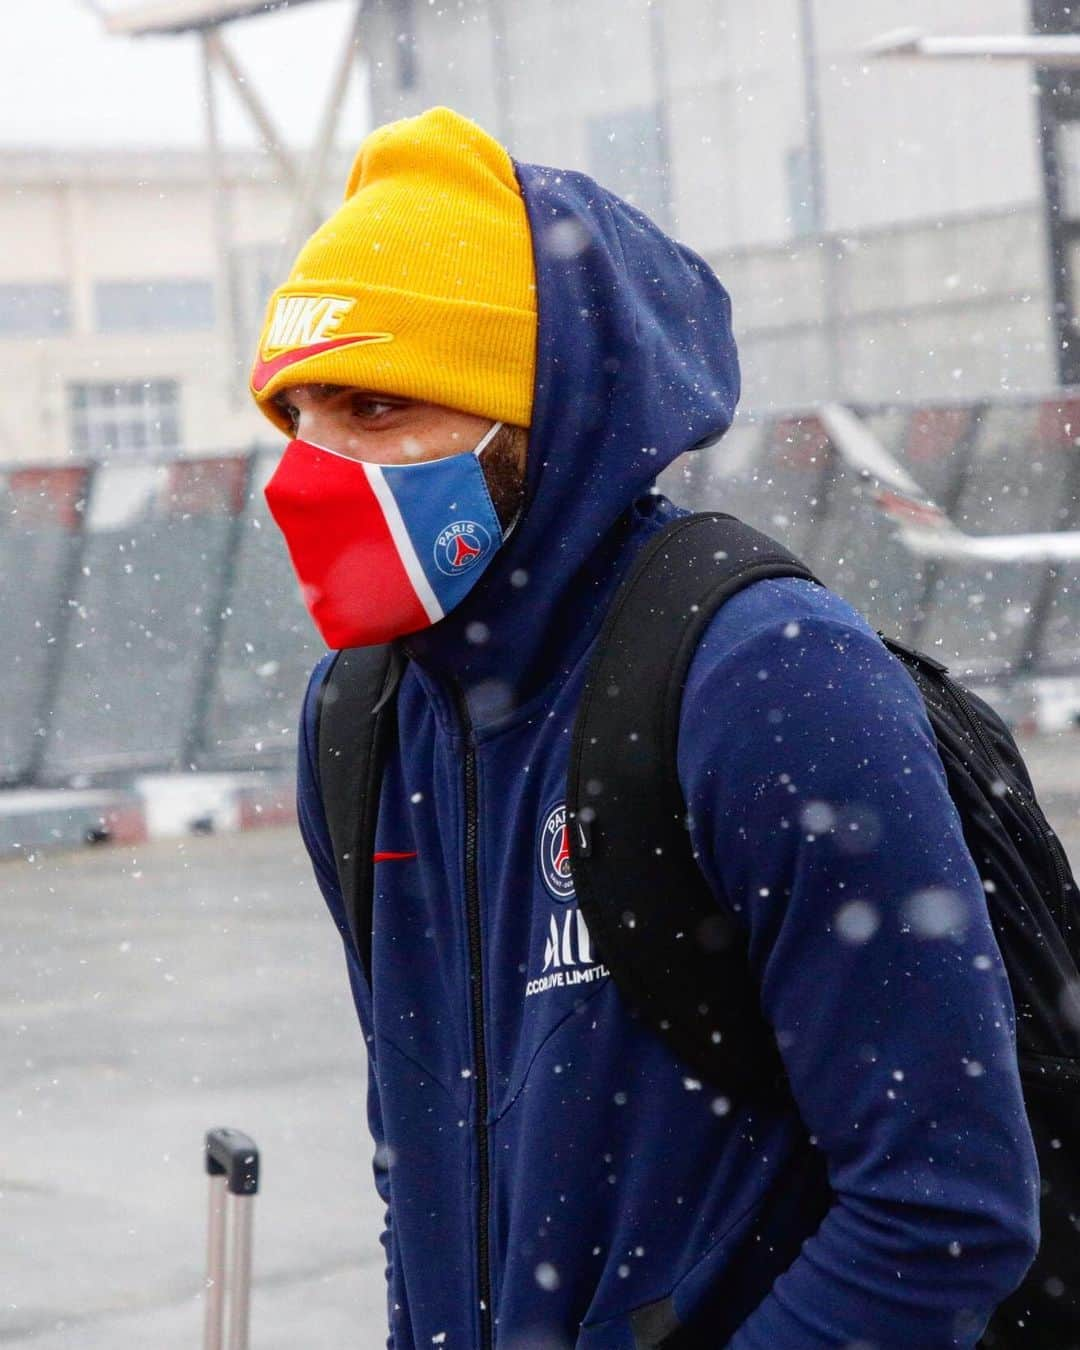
(480, 423, 528, 531)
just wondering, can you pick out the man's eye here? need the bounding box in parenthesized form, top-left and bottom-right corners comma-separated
(352, 398, 399, 420)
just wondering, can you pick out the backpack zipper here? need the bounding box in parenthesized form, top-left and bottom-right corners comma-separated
(452, 683, 493, 1350)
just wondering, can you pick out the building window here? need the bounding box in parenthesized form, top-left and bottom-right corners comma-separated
(1057, 119, 1080, 218)
(1033, 0, 1080, 36)
(586, 106, 670, 228)
(68, 380, 181, 459)
(94, 279, 215, 335)
(0, 282, 70, 337)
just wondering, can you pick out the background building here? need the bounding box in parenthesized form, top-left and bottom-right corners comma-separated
(0, 147, 324, 465)
(362, 0, 1076, 416)
(9, 1, 1080, 463)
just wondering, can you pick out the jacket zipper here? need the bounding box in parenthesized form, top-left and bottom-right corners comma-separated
(453, 683, 493, 1350)
(937, 672, 1072, 913)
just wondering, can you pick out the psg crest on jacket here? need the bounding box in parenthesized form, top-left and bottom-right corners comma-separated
(540, 802, 575, 900)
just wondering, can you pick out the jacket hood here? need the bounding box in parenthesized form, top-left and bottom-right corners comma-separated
(404, 160, 741, 721)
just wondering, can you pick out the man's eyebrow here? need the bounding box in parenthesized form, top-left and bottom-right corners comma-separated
(341, 386, 415, 402)
(274, 384, 413, 404)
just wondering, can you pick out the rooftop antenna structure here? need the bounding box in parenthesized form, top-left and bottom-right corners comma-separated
(100, 0, 366, 403)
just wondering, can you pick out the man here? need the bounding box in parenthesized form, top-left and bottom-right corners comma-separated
(251, 107, 1038, 1348)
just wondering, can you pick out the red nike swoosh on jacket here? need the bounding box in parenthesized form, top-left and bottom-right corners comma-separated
(373, 851, 418, 863)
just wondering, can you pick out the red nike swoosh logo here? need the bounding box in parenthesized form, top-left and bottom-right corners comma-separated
(373, 851, 418, 863)
(250, 333, 393, 394)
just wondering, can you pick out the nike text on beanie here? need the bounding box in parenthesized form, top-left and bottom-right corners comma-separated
(250, 106, 537, 432)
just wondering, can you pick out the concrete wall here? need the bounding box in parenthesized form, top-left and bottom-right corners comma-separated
(367, 0, 1043, 242)
(364, 0, 1058, 413)
(723, 203, 1055, 415)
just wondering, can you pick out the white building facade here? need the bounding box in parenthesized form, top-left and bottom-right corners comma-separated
(0, 148, 299, 466)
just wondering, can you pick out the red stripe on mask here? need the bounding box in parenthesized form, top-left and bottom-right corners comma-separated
(263, 439, 431, 647)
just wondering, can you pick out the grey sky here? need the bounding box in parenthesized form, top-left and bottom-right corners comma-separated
(6, 0, 370, 149)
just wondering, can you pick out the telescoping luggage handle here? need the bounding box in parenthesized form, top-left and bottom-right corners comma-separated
(204, 1127, 259, 1350)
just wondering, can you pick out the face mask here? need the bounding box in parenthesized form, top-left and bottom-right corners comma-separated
(263, 422, 505, 648)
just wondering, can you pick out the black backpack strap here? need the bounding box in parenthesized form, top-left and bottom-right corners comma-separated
(567, 512, 821, 1098)
(316, 643, 404, 986)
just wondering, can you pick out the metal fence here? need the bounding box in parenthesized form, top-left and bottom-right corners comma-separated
(0, 465, 92, 783)
(3, 391, 1079, 787)
(0, 448, 321, 787)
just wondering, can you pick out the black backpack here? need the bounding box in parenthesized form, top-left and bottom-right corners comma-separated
(316, 512, 1080, 1347)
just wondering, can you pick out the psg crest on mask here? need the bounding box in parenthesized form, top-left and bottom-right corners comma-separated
(540, 802, 575, 901)
(434, 520, 492, 576)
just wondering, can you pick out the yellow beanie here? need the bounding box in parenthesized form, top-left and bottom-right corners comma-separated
(250, 106, 537, 433)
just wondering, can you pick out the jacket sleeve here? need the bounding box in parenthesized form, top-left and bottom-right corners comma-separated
(297, 656, 396, 1349)
(677, 587, 1039, 1349)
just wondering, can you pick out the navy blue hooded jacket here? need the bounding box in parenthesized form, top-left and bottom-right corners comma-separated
(294, 159, 1039, 1347)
